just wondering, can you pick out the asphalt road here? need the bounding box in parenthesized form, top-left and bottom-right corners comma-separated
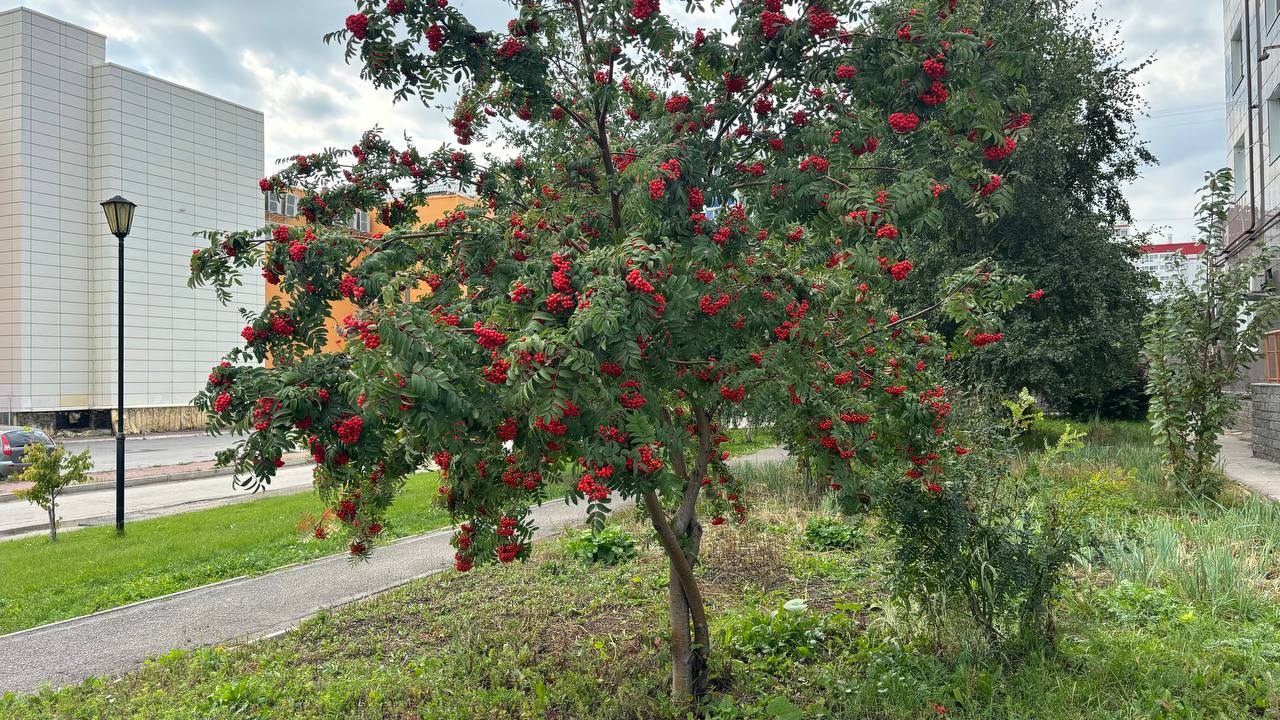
(0, 463, 317, 539)
(59, 432, 242, 473)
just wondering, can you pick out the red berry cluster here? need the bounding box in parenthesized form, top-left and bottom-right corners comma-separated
(761, 9, 791, 39)
(699, 291, 732, 316)
(798, 155, 830, 173)
(969, 331, 1005, 347)
(251, 397, 278, 432)
(888, 112, 920, 133)
(342, 314, 381, 349)
(983, 136, 1017, 161)
(719, 385, 746, 403)
(630, 0, 659, 21)
(578, 463, 612, 501)
(333, 415, 364, 444)
(473, 322, 508, 349)
(345, 13, 369, 40)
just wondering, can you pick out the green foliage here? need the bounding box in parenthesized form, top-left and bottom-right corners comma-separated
(13, 442, 92, 542)
(721, 599, 855, 671)
(896, 0, 1155, 420)
(1095, 494, 1280, 618)
(562, 526, 639, 566)
(801, 516, 862, 552)
(4, 426, 1280, 718)
(882, 389, 1090, 647)
(1143, 169, 1280, 497)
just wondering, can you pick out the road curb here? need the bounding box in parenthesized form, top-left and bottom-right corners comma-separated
(0, 480, 320, 539)
(0, 522, 461, 642)
(0, 462, 316, 504)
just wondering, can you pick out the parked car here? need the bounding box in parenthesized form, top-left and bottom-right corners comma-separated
(0, 426, 55, 478)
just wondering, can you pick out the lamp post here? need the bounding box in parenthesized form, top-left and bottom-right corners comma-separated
(100, 195, 136, 534)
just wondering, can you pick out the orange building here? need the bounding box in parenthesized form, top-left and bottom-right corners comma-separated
(264, 186, 475, 352)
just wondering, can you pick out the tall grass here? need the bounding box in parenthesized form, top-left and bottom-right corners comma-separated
(1098, 493, 1280, 617)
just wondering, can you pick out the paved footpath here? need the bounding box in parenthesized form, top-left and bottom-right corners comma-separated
(0, 448, 790, 695)
(0, 463, 316, 539)
(0, 496, 597, 694)
(1220, 432, 1280, 499)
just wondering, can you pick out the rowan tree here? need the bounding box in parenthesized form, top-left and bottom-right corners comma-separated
(190, 0, 1033, 702)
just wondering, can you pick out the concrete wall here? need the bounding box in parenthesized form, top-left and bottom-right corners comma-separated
(1251, 383, 1280, 463)
(89, 63, 264, 409)
(0, 8, 263, 420)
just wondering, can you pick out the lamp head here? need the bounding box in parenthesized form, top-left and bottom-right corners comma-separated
(100, 196, 137, 241)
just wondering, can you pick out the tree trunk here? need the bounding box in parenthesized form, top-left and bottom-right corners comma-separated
(643, 492, 711, 705)
(47, 503, 57, 542)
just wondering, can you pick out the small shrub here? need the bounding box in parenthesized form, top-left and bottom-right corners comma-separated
(563, 526, 639, 566)
(14, 441, 92, 542)
(1144, 169, 1280, 498)
(1093, 581, 1193, 626)
(883, 389, 1091, 648)
(802, 516, 862, 552)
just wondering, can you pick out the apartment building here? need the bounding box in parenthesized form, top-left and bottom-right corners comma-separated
(0, 7, 264, 432)
(265, 185, 475, 353)
(1223, 0, 1280, 459)
(1135, 241, 1206, 299)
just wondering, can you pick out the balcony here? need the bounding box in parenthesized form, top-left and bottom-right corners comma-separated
(1226, 201, 1255, 251)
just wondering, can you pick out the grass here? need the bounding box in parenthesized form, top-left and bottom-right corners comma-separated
(0, 472, 447, 635)
(4, 422, 1280, 718)
(722, 427, 780, 458)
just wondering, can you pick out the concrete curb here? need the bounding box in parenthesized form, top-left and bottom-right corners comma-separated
(0, 522, 459, 642)
(0, 497, 599, 693)
(0, 462, 315, 504)
(0, 480, 319, 538)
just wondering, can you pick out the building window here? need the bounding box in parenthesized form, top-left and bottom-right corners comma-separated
(1270, 0, 1280, 26)
(265, 192, 298, 217)
(1231, 24, 1244, 90)
(1271, 95, 1280, 164)
(1235, 141, 1249, 200)
(347, 212, 370, 234)
(271, 192, 298, 217)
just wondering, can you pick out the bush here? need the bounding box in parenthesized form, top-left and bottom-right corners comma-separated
(563, 526, 639, 566)
(883, 389, 1090, 647)
(801, 517, 862, 552)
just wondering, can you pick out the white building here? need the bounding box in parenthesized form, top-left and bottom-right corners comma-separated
(0, 7, 264, 432)
(1135, 242, 1206, 298)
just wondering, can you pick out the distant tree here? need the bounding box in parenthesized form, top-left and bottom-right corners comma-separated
(893, 0, 1155, 418)
(1144, 169, 1280, 497)
(14, 443, 92, 542)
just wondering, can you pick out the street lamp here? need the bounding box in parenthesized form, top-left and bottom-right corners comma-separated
(101, 195, 136, 534)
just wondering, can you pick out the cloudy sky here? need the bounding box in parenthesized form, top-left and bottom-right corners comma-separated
(21, 0, 1223, 243)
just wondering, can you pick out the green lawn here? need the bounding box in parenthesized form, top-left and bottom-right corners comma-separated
(0, 472, 447, 635)
(721, 427, 779, 458)
(6, 421, 1279, 718)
